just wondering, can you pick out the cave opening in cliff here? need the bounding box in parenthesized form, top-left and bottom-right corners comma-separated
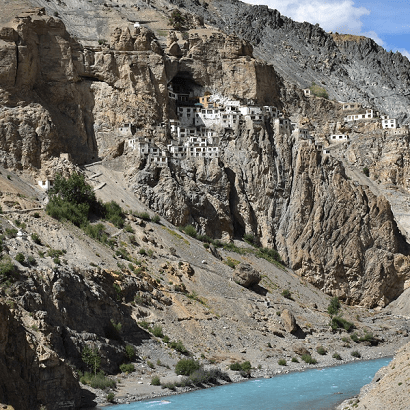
(169, 72, 204, 101)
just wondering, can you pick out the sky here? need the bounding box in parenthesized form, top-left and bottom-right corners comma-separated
(245, 0, 410, 59)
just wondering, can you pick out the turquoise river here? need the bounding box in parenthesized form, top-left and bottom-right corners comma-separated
(107, 357, 391, 410)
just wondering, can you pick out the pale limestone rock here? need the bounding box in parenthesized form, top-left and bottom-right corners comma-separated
(281, 309, 297, 333)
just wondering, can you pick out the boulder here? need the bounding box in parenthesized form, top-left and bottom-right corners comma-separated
(281, 309, 297, 333)
(166, 41, 183, 57)
(233, 263, 261, 288)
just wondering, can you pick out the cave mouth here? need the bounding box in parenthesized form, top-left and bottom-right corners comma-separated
(169, 72, 205, 98)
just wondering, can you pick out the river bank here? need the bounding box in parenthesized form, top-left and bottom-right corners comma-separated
(88, 335, 406, 408)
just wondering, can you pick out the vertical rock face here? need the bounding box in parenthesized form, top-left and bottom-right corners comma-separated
(131, 119, 410, 307)
(0, 303, 81, 410)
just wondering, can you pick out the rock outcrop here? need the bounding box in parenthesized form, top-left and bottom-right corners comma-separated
(337, 341, 410, 410)
(0, 303, 81, 410)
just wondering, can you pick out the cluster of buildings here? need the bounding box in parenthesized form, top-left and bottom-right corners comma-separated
(125, 89, 288, 167)
(118, 88, 407, 170)
(342, 104, 401, 130)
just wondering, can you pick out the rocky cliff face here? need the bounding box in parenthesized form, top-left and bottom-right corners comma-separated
(0, 302, 81, 410)
(337, 341, 410, 410)
(168, 0, 410, 124)
(1, 12, 410, 309)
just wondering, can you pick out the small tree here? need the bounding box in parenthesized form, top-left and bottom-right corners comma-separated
(175, 358, 201, 376)
(168, 10, 186, 30)
(82, 345, 101, 375)
(327, 296, 341, 317)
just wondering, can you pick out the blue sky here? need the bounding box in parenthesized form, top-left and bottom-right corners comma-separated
(245, 0, 410, 59)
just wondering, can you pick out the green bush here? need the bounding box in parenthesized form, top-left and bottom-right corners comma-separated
(278, 359, 287, 366)
(26, 255, 37, 266)
(281, 289, 292, 299)
(363, 167, 370, 177)
(104, 201, 125, 228)
(168, 9, 187, 30)
(240, 361, 251, 372)
(327, 296, 341, 316)
(135, 211, 151, 221)
(151, 375, 161, 386)
(119, 363, 135, 373)
(183, 225, 197, 238)
(0, 256, 17, 282)
(316, 346, 327, 355)
(5, 228, 18, 238)
(83, 223, 107, 243)
(80, 371, 116, 390)
(291, 357, 299, 363)
(301, 354, 317, 364)
(139, 320, 150, 329)
(169, 340, 188, 354)
(350, 333, 359, 342)
(351, 350, 361, 358)
(229, 362, 242, 371)
(31, 233, 41, 245)
(106, 392, 115, 403)
(309, 82, 329, 99)
(332, 352, 342, 360)
(125, 345, 136, 361)
(152, 215, 161, 224)
(175, 359, 201, 376)
(46, 173, 100, 227)
(152, 325, 164, 338)
(15, 253, 25, 264)
(185, 368, 229, 385)
(124, 224, 134, 233)
(330, 316, 354, 332)
(104, 319, 122, 341)
(243, 233, 258, 246)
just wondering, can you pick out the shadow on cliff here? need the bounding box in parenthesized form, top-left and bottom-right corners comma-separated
(0, 303, 85, 410)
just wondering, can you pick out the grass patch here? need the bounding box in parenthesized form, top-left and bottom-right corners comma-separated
(80, 372, 116, 390)
(119, 363, 135, 373)
(301, 354, 317, 365)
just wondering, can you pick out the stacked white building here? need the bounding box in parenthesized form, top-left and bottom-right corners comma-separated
(125, 91, 281, 167)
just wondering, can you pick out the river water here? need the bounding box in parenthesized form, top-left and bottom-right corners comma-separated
(107, 357, 391, 410)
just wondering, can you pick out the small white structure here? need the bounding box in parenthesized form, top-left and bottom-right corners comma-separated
(119, 123, 133, 136)
(293, 128, 310, 140)
(134, 22, 141, 28)
(303, 89, 311, 97)
(329, 134, 349, 143)
(381, 117, 397, 129)
(323, 148, 331, 155)
(263, 106, 279, 118)
(38, 179, 54, 191)
(346, 109, 377, 121)
(274, 118, 292, 134)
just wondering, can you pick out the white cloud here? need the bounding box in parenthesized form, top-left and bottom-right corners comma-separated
(245, 0, 370, 34)
(362, 30, 384, 46)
